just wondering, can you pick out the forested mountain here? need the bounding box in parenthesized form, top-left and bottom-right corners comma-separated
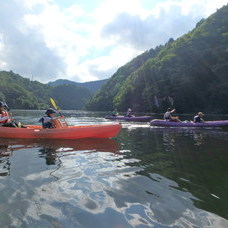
(50, 84, 92, 110)
(0, 71, 92, 110)
(47, 78, 107, 93)
(86, 4, 228, 114)
(0, 71, 49, 109)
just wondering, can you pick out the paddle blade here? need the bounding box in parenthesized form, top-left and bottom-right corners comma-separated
(50, 98, 59, 110)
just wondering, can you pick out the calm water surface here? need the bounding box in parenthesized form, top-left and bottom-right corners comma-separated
(0, 110, 228, 228)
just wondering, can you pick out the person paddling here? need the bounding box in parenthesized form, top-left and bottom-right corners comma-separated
(112, 109, 119, 117)
(39, 108, 64, 128)
(193, 112, 205, 123)
(0, 101, 22, 127)
(0, 102, 12, 126)
(126, 108, 135, 117)
(164, 108, 181, 122)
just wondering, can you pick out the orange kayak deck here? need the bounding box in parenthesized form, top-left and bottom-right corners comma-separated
(0, 124, 122, 139)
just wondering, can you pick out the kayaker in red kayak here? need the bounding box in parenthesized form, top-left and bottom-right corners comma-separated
(0, 101, 22, 127)
(0, 102, 11, 126)
(164, 108, 181, 122)
(39, 108, 64, 129)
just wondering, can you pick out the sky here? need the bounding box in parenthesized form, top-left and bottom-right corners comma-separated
(0, 0, 227, 83)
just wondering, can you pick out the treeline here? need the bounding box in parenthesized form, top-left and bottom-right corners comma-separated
(86, 4, 228, 114)
(47, 79, 107, 93)
(0, 71, 93, 110)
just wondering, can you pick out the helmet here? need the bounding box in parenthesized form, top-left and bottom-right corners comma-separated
(0, 101, 9, 110)
(45, 108, 56, 115)
(0, 101, 5, 107)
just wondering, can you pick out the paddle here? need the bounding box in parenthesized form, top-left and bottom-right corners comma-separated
(50, 98, 68, 126)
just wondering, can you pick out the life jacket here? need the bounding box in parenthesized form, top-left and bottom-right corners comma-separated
(39, 116, 63, 128)
(39, 116, 53, 128)
(194, 115, 202, 123)
(0, 111, 10, 124)
(52, 118, 63, 128)
(164, 111, 171, 120)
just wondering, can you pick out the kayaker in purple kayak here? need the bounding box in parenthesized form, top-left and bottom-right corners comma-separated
(112, 109, 119, 117)
(193, 112, 205, 123)
(126, 108, 135, 117)
(164, 108, 181, 122)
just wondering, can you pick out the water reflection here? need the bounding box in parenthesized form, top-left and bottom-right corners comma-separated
(0, 138, 120, 166)
(0, 124, 228, 227)
(0, 145, 11, 176)
(151, 127, 228, 149)
(119, 127, 228, 224)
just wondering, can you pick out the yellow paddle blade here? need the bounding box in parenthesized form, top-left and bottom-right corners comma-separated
(50, 98, 59, 110)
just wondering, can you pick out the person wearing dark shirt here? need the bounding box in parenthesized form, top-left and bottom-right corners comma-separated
(194, 112, 205, 123)
(112, 109, 119, 117)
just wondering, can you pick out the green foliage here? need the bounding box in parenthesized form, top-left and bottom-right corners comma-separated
(86, 46, 162, 111)
(48, 79, 107, 93)
(50, 84, 92, 110)
(0, 71, 93, 110)
(86, 4, 228, 114)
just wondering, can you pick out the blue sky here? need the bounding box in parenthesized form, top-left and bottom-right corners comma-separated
(0, 0, 227, 83)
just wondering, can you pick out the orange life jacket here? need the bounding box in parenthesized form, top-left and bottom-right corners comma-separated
(0, 111, 10, 124)
(51, 118, 64, 128)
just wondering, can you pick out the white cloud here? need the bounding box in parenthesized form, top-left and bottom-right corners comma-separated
(0, 0, 227, 83)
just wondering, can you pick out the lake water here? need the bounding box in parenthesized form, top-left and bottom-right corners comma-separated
(0, 110, 228, 228)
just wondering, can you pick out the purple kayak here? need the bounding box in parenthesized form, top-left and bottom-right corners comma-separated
(150, 119, 228, 128)
(105, 116, 152, 122)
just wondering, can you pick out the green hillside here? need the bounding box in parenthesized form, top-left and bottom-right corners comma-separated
(86, 4, 228, 114)
(0, 71, 49, 109)
(0, 71, 92, 110)
(50, 84, 92, 110)
(47, 79, 107, 93)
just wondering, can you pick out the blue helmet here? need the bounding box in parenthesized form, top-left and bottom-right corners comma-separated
(45, 108, 56, 115)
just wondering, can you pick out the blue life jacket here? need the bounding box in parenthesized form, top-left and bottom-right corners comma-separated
(194, 115, 202, 123)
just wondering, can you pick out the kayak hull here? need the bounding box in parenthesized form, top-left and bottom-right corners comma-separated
(0, 124, 122, 139)
(105, 116, 152, 122)
(150, 119, 228, 128)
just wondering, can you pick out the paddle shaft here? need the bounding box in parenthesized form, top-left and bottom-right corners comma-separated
(50, 98, 68, 126)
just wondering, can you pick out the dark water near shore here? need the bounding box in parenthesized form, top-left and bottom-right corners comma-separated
(0, 110, 228, 228)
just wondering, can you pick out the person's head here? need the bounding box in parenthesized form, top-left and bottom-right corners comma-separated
(45, 108, 56, 117)
(198, 112, 204, 117)
(0, 101, 6, 111)
(167, 108, 172, 112)
(128, 108, 132, 111)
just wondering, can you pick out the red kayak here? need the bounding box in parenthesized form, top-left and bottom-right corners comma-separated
(0, 124, 122, 139)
